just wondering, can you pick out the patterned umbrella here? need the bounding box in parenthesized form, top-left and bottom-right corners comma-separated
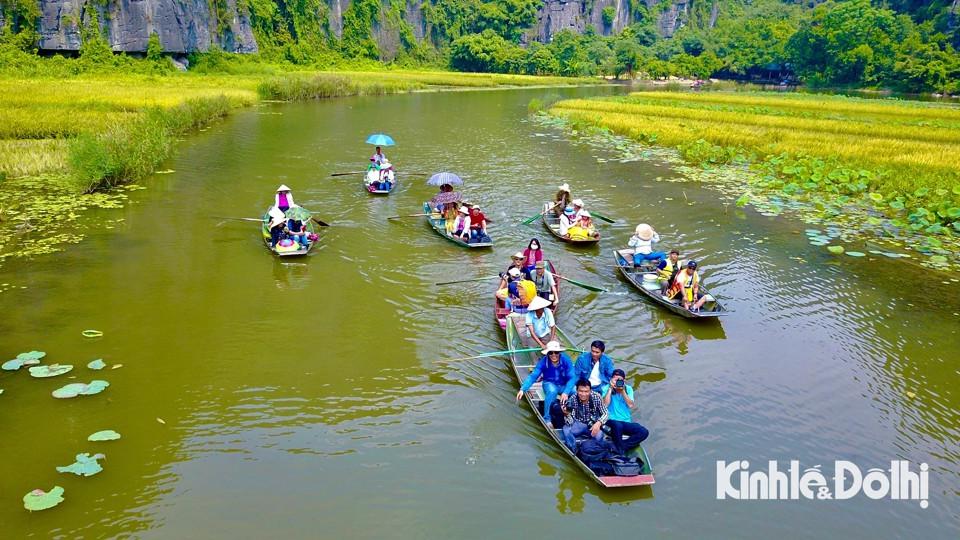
(427, 172, 463, 186)
(430, 191, 462, 205)
(365, 133, 395, 146)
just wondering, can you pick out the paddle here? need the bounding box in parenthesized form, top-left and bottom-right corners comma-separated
(589, 210, 616, 224)
(311, 217, 330, 227)
(435, 275, 501, 286)
(548, 271, 606, 293)
(566, 349, 664, 371)
(520, 202, 559, 225)
(446, 347, 543, 362)
(329, 171, 366, 177)
(214, 216, 262, 222)
(388, 213, 432, 220)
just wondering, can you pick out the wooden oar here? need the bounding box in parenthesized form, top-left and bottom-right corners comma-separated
(435, 275, 501, 286)
(446, 347, 543, 362)
(329, 171, 366, 177)
(566, 349, 665, 371)
(387, 213, 431, 220)
(311, 217, 330, 227)
(520, 202, 559, 225)
(590, 210, 616, 224)
(548, 271, 606, 293)
(214, 216, 263, 222)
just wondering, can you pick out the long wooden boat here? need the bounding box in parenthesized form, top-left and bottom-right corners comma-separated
(260, 208, 318, 257)
(541, 203, 600, 245)
(494, 260, 559, 330)
(422, 202, 493, 248)
(504, 314, 655, 488)
(613, 250, 728, 319)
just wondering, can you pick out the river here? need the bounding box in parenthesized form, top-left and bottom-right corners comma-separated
(1, 86, 957, 538)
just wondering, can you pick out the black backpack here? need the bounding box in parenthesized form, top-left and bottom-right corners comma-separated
(577, 439, 614, 462)
(605, 455, 642, 476)
(548, 401, 566, 429)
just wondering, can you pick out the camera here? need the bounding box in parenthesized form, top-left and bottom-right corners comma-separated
(615, 378, 625, 389)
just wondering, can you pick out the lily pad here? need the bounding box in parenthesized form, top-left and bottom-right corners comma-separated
(827, 246, 845, 254)
(88, 430, 121, 442)
(80, 380, 109, 395)
(29, 364, 73, 378)
(23, 486, 65, 511)
(52, 383, 89, 399)
(930, 255, 949, 264)
(87, 359, 106, 370)
(56, 453, 105, 477)
(846, 251, 866, 257)
(3, 351, 46, 371)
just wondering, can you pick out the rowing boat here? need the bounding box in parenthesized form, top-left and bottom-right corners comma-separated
(504, 314, 655, 488)
(613, 250, 728, 319)
(541, 203, 600, 245)
(422, 202, 492, 248)
(261, 207, 318, 257)
(494, 260, 559, 330)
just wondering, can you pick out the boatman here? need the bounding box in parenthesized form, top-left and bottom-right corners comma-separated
(371, 146, 386, 165)
(274, 185, 298, 213)
(603, 368, 649, 457)
(524, 296, 557, 350)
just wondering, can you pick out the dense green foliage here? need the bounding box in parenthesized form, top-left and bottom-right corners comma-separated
(1, 0, 958, 92)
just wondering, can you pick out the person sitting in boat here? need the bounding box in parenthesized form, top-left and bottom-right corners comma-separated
(468, 206, 490, 243)
(554, 183, 572, 215)
(674, 260, 708, 311)
(496, 267, 533, 312)
(524, 296, 557, 350)
(503, 251, 531, 281)
(570, 199, 585, 220)
(516, 340, 574, 426)
(274, 185, 298, 213)
(558, 206, 576, 237)
(567, 211, 598, 241)
(430, 183, 455, 212)
(371, 146, 386, 165)
(267, 207, 287, 248)
(629, 223, 665, 267)
(566, 340, 615, 397)
(531, 261, 559, 308)
(452, 206, 471, 240)
(561, 378, 608, 451)
(444, 203, 460, 234)
(376, 159, 394, 191)
(657, 250, 682, 294)
(522, 238, 543, 273)
(285, 217, 310, 250)
(603, 368, 649, 457)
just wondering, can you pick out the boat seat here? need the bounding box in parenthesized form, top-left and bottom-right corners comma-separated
(528, 382, 544, 401)
(618, 249, 635, 259)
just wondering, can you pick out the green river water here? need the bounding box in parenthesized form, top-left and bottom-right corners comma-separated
(1, 86, 958, 538)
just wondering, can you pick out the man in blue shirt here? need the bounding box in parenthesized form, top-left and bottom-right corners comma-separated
(565, 340, 615, 397)
(603, 368, 649, 456)
(516, 341, 573, 425)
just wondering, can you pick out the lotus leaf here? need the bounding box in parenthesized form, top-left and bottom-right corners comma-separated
(846, 252, 866, 257)
(868, 193, 883, 203)
(827, 246, 845, 254)
(56, 453, 105, 477)
(23, 486, 65, 511)
(3, 351, 46, 371)
(29, 364, 73, 378)
(87, 359, 106, 370)
(930, 255, 948, 264)
(805, 229, 821, 236)
(52, 383, 88, 399)
(88, 430, 121, 441)
(80, 380, 109, 395)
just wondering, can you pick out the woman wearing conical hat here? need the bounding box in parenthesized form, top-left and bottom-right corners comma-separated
(553, 183, 572, 216)
(273, 184, 298, 213)
(629, 223, 665, 267)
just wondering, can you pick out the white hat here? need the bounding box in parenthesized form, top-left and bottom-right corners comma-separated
(635, 223, 654, 241)
(458, 206, 469, 214)
(558, 183, 571, 193)
(580, 210, 592, 218)
(572, 198, 584, 207)
(512, 251, 524, 259)
(528, 296, 552, 311)
(541, 340, 564, 355)
(276, 184, 291, 192)
(471, 206, 481, 212)
(508, 267, 522, 278)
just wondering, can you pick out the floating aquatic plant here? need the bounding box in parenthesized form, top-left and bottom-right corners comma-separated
(56, 453, 104, 476)
(29, 364, 73, 378)
(827, 246, 845, 254)
(23, 486, 65, 511)
(81, 330, 103, 338)
(88, 430, 121, 441)
(87, 359, 106, 370)
(2, 351, 46, 371)
(51, 380, 108, 398)
(846, 251, 866, 257)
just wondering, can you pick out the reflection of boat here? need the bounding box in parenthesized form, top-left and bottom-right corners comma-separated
(542, 203, 600, 245)
(504, 314, 655, 488)
(365, 165, 395, 195)
(614, 251, 728, 319)
(494, 260, 559, 329)
(422, 202, 492, 248)
(261, 207, 318, 257)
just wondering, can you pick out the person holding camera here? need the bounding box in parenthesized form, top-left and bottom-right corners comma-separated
(561, 379, 608, 451)
(603, 368, 649, 456)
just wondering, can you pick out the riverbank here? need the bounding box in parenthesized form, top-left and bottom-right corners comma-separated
(0, 70, 597, 264)
(547, 91, 960, 271)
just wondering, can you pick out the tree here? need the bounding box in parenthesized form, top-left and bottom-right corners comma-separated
(449, 30, 511, 72)
(613, 39, 640, 78)
(525, 42, 559, 75)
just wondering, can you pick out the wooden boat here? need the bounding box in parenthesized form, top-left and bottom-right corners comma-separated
(422, 202, 492, 248)
(613, 250, 728, 319)
(541, 203, 600, 245)
(504, 314, 655, 488)
(261, 208, 318, 257)
(494, 260, 559, 330)
(365, 166, 395, 195)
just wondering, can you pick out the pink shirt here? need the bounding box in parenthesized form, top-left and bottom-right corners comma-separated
(278, 193, 289, 207)
(523, 248, 543, 267)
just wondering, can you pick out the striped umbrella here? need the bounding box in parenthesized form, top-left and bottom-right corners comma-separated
(427, 172, 463, 186)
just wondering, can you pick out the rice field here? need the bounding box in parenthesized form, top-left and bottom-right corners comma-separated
(549, 91, 960, 222)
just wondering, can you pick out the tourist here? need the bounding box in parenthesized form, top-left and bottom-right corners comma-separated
(561, 379, 608, 451)
(530, 261, 558, 308)
(629, 223, 665, 266)
(657, 249, 682, 294)
(675, 260, 708, 311)
(516, 340, 573, 425)
(603, 369, 649, 456)
(468, 206, 490, 243)
(285, 217, 309, 250)
(522, 238, 543, 272)
(567, 211, 597, 241)
(567, 340, 615, 396)
(558, 206, 576, 237)
(452, 206, 471, 240)
(267, 207, 286, 247)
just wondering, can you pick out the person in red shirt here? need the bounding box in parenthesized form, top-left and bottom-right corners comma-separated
(468, 206, 490, 243)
